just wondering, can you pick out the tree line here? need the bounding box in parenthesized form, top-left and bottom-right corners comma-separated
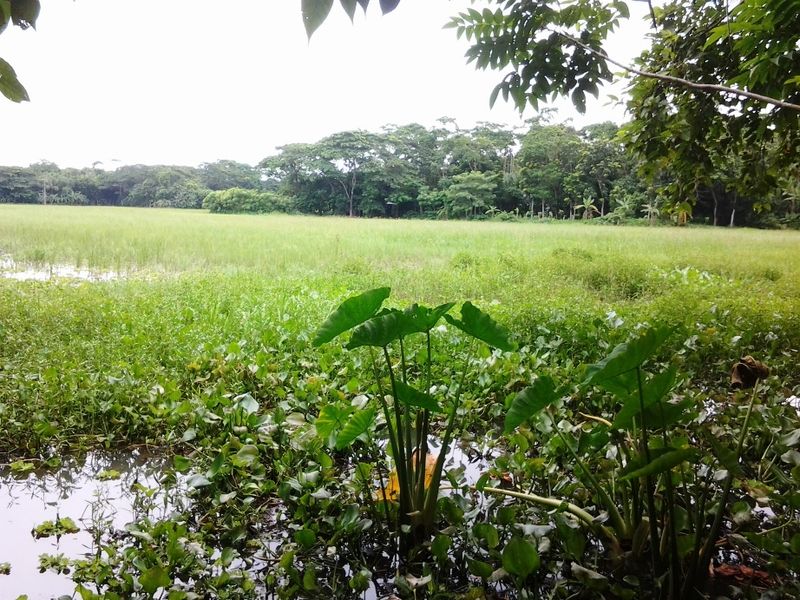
(0, 119, 797, 227)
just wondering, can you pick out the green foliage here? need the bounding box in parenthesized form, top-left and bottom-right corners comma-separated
(202, 187, 289, 214)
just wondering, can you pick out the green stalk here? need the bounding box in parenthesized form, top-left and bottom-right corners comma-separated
(398, 337, 413, 494)
(368, 348, 402, 509)
(636, 367, 661, 574)
(555, 425, 628, 539)
(383, 346, 412, 514)
(414, 332, 434, 510)
(422, 340, 476, 533)
(479, 486, 619, 546)
(689, 382, 760, 594)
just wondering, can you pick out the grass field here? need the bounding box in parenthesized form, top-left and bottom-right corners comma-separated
(1, 205, 800, 598)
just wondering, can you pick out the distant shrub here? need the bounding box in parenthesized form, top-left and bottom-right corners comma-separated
(202, 188, 290, 214)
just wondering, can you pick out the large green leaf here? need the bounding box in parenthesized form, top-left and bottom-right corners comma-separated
(313, 287, 390, 346)
(444, 301, 515, 351)
(584, 326, 671, 386)
(502, 536, 540, 578)
(620, 447, 697, 482)
(504, 376, 558, 433)
(346, 309, 404, 349)
(335, 406, 376, 449)
(611, 365, 678, 430)
(0, 57, 29, 102)
(302, 0, 334, 38)
(401, 302, 455, 336)
(394, 380, 441, 412)
(140, 565, 170, 594)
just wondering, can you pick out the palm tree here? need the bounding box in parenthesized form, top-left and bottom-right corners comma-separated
(641, 202, 660, 225)
(576, 197, 599, 219)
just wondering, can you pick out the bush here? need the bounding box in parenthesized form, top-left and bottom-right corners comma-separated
(202, 188, 290, 214)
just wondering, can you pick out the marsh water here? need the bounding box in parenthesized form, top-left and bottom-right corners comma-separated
(0, 451, 174, 599)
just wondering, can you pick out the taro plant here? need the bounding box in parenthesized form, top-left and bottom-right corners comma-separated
(499, 326, 773, 599)
(312, 287, 514, 552)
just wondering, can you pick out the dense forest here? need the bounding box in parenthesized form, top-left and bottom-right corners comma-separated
(1, 119, 797, 228)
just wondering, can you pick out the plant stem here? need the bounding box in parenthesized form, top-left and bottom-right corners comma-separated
(636, 367, 661, 575)
(691, 381, 760, 593)
(479, 486, 619, 546)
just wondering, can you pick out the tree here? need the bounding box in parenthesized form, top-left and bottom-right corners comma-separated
(444, 171, 497, 219)
(302, 0, 798, 216)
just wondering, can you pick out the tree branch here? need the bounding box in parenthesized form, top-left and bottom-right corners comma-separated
(553, 30, 800, 112)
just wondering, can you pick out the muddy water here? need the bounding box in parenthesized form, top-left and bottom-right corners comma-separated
(0, 451, 173, 600)
(0, 255, 120, 282)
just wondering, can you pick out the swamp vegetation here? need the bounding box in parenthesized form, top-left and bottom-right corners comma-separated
(0, 205, 799, 599)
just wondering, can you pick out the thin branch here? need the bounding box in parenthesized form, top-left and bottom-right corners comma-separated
(553, 30, 800, 112)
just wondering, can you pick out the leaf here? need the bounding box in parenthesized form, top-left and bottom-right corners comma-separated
(302, 0, 334, 39)
(473, 523, 500, 549)
(379, 0, 400, 14)
(339, 0, 358, 20)
(394, 380, 441, 412)
(335, 406, 376, 449)
(140, 565, 170, 594)
(0, 57, 29, 102)
(401, 302, 454, 335)
(467, 558, 493, 579)
(294, 528, 317, 549)
(611, 365, 678, 429)
(584, 326, 671, 386)
(187, 474, 212, 488)
(10, 0, 38, 29)
(232, 444, 259, 467)
(346, 310, 404, 349)
(315, 404, 350, 445)
(234, 393, 259, 414)
(313, 287, 390, 346)
(620, 447, 697, 482)
(504, 376, 558, 433)
(708, 437, 744, 477)
(502, 536, 539, 578)
(444, 301, 515, 351)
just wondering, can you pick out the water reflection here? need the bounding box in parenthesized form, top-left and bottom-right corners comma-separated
(0, 450, 171, 600)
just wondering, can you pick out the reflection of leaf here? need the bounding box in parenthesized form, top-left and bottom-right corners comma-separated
(504, 376, 558, 433)
(444, 301, 515, 351)
(313, 287, 390, 346)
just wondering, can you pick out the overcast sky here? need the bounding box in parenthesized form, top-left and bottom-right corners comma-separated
(0, 1, 653, 169)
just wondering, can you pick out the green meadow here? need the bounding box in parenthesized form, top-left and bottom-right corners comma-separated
(1, 205, 799, 598)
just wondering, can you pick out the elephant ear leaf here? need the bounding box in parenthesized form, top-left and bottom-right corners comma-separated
(402, 302, 455, 335)
(346, 309, 404, 350)
(313, 287, 390, 346)
(504, 376, 558, 433)
(335, 407, 377, 450)
(444, 301, 515, 351)
(583, 325, 671, 386)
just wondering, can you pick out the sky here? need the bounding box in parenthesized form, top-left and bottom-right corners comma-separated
(0, 1, 653, 169)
